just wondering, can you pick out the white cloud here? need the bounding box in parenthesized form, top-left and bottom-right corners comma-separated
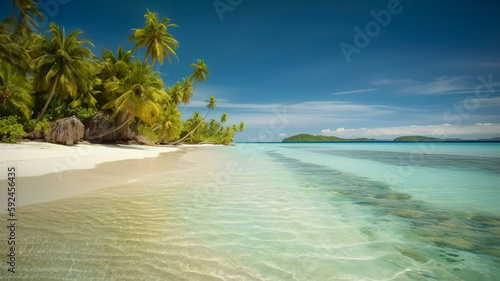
(321, 123, 500, 139)
(371, 79, 416, 85)
(217, 100, 401, 129)
(478, 97, 500, 108)
(331, 88, 378, 95)
(403, 76, 475, 95)
(279, 133, 287, 137)
(373, 76, 500, 95)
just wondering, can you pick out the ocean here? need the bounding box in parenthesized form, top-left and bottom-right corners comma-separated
(4, 143, 500, 280)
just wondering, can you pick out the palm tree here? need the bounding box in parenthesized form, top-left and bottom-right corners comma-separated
(93, 61, 168, 138)
(220, 112, 228, 123)
(166, 81, 183, 105)
(189, 59, 210, 83)
(204, 112, 228, 140)
(12, 0, 45, 34)
(180, 77, 193, 113)
(33, 22, 96, 122)
(238, 121, 245, 132)
(173, 96, 217, 144)
(219, 126, 235, 145)
(157, 104, 183, 143)
(99, 46, 133, 83)
(204, 119, 219, 137)
(0, 63, 33, 119)
(182, 111, 205, 143)
(0, 16, 31, 72)
(70, 76, 101, 109)
(129, 10, 179, 66)
(177, 59, 209, 115)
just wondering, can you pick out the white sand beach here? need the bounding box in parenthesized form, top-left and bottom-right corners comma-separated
(0, 141, 179, 179)
(0, 141, 188, 207)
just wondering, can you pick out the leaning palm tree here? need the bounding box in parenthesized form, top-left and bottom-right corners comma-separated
(182, 111, 205, 143)
(238, 121, 245, 132)
(219, 126, 235, 145)
(0, 63, 33, 119)
(177, 59, 209, 114)
(33, 22, 96, 122)
(189, 59, 210, 83)
(173, 96, 217, 144)
(204, 112, 228, 140)
(89, 61, 168, 139)
(12, 0, 45, 34)
(220, 112, 228, 123)
(180, 77, 193, 113)
(128, 10, 179, 66)
(205, 96, 218, 116)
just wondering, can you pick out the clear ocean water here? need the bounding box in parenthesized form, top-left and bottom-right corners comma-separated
(4, 143, 500, 280)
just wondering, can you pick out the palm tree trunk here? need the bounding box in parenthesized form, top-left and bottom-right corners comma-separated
(181, 84, 197, 114)
(35, 75, 59, 122)
(181, 104, 188, 114)
(173, 120, 203, 145)
(173, 109, 211, 145)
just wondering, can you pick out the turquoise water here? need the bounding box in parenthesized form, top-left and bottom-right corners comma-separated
(3, 143, 500, 280)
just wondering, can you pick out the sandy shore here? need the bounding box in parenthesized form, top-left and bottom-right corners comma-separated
(0, 141, 179, 179)
(0, 141, 218, 207)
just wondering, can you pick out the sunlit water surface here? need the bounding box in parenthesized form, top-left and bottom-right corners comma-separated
(3, 143, 500, 280)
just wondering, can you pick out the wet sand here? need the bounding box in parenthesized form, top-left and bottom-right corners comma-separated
(0, 142, 217, 207)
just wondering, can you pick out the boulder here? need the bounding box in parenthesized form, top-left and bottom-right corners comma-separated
(46, 116, 84, 145)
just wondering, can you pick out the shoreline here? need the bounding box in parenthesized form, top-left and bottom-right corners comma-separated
(0, 141, 220, 207)
(0, 141, 180, 180)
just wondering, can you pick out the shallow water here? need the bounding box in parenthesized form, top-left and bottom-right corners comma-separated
(2, 143, 500, 280)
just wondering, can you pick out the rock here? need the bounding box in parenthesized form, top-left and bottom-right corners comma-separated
(397, 248, 429, 263)
(45, 116, 84, 145)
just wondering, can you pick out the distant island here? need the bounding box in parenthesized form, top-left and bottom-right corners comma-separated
(282, 134, 376, 142)
(281, 134, 500, 143)
(393, 136, 462, 142)
(478, 137, 500, 141)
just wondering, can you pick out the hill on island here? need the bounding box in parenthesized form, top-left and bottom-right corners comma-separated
(282, 134, 376, 142)
(477, 137, 500, 141)
(393, 136, 463, 142)
(281, 134, 499, 143)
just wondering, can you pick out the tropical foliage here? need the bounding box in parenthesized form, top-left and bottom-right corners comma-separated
(0, 4, 244, 144)
(129, 10, 179, 66)
(0, 116, 25, 143)
(393, 136, 443, 142)
(0, 63, 34, 118)
(33, 22, 96, 122)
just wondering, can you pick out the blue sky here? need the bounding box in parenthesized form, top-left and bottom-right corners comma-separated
(4, 0, 500, 140)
